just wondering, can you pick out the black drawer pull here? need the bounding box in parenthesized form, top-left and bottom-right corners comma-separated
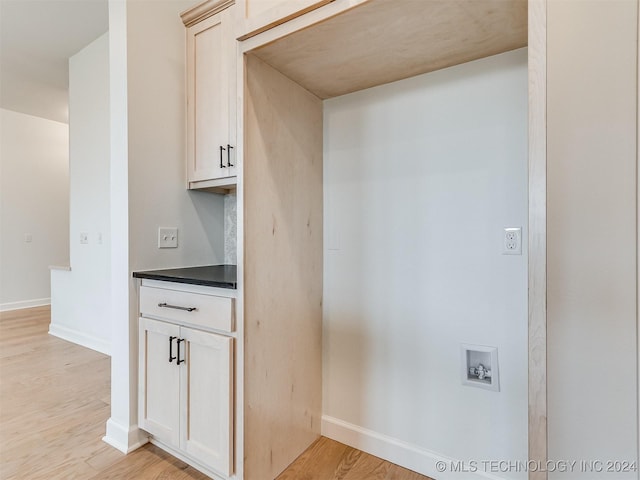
(158, 303, 197, 312)
(169, 336, 177, 363)
(227, 144, 234, 167)
(177, 339, 185, 365)
(219, 145, 227, 168)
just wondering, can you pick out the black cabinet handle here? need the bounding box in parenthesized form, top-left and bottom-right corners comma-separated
(177, 339, 185, 365)
(169, 336, 177, 363)
(219, 145, 226, 168)
(158, 303, 196, 312)
(227, 144, 234, 167)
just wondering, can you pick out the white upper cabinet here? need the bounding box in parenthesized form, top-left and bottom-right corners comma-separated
(236, 0, 332, 39)
(184, 2, 237, 190)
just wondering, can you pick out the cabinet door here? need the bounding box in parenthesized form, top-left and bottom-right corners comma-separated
(180, 327, 234, 476)
(138, 318, 181, 447)
(225, 4, 238, 179)
(186, 5, 236, 184)
(239, 0, 331, 39)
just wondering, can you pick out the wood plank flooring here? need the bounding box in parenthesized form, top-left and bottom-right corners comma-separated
(0, 306, 208, 480)
(276, 437, 432, 480)
(0, 306, 432, 480)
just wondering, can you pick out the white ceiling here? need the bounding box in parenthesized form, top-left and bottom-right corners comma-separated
(0, 0, 109, 123)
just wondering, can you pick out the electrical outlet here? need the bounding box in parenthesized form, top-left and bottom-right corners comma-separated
(24, 234, 32, 243)
(158, 227, 178, 248)
(80, 232, 89, 244)
(502, 227, 522, 255)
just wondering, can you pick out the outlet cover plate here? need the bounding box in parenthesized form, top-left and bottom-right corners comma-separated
(158, 227, 178, 248)
(502, 227, 522, 255)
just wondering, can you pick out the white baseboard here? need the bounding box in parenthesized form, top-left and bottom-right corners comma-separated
(321, 416, 505, 480)
(48, 323, 110, 356)
(0, 298, 50, 312)
(103, 418, 149, 453)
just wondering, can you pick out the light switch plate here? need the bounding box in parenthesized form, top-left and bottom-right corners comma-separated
(158, 227, 178, 248)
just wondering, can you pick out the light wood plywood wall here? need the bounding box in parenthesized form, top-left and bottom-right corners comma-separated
(243, 53, 323, 480)
(252, 0, 527, 99)
(527, 1, 547, 479)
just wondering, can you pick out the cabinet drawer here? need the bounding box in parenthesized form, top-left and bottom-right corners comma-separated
(140, 286, 234, 333)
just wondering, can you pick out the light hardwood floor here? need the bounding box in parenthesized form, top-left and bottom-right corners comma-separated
(275, 437, 432, 480)
(0, 306, 432, 480)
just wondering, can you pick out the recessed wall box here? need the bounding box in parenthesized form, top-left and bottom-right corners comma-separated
(461, 344, 500, 392)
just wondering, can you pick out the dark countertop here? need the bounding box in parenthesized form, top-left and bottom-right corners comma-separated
(133, 265, 237, 289)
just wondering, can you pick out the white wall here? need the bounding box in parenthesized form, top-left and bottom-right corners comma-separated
(50, 32, 111, 354)
(105, 0, 227, 453)
(322, 49, 528, 480)
(104, 0, 134, 453)
(126, 0, 225, 274)
(0, 108, 69, 311)
(547, 1, 639, 478)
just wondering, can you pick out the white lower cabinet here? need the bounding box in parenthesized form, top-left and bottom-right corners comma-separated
(139, 316, 234, 477)
(139, 318, 181, 446)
